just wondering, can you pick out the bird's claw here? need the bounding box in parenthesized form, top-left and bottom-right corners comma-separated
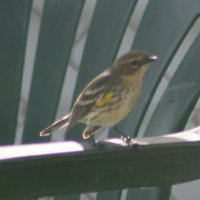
(90, 140, 105, 148)
(121, 136, 138, 147)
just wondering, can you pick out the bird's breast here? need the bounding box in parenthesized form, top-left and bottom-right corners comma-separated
(81, 83, 141, 127)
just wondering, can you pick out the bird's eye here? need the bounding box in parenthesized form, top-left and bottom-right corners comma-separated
(130, 60, 140, 66)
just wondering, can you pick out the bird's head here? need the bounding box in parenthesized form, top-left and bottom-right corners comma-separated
(112, 51, 158, 78)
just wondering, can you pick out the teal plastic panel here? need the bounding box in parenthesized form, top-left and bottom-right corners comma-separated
(22, 0, 84, 143)
(67, 2, 137, 199)
(106, 1, 200, 200)
(0, 1, 32, 144)
(1, 136, 200, 199)
(126, 187, 171, 200)
(67, 0, 137, 142)
(54, 194, 79, 200)
(96, 190, 122, 200)
(110, 0, 200, 137)
(145, 32, 200, 136)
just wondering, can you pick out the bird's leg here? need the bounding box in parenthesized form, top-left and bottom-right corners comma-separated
(112, 126, 134, 146)
(90, 134, 106, 149)
(91, 134, 97, 144)
(85, 126, 104, 148)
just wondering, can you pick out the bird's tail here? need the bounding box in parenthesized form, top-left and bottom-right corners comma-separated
(40, 114, 70, 136)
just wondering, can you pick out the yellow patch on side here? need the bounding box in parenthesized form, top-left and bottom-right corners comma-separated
(95, 93, 113, 107)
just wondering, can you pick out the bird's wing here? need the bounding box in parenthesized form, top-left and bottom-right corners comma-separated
(68, 70, 114, 127)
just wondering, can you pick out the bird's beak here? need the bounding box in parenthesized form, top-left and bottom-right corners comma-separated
(148, 55, 158, 62)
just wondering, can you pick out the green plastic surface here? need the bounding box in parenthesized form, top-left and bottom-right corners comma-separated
(114, 0, 200, 137)
(146, 32, 200, 135)
(108, 0, 200, 199)
(22, 0, 84, 143)
(67, 0, 137, 143)
(0, 1, 32, 144)
(1, 1, 200, 200)
(1, 135, 200, 199)
(68, 1, 137, 199)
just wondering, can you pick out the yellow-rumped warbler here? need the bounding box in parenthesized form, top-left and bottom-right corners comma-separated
(40, 50, 158, 140)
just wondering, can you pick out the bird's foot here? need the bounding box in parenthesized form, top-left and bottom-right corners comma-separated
(121, 136, 139, 149)
(121, 135, 132, 145)
(90, 136, 105, 149)
(113, 126, 138, 147)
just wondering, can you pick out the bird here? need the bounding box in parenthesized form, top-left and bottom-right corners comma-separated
(39, 50, 158, 141)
